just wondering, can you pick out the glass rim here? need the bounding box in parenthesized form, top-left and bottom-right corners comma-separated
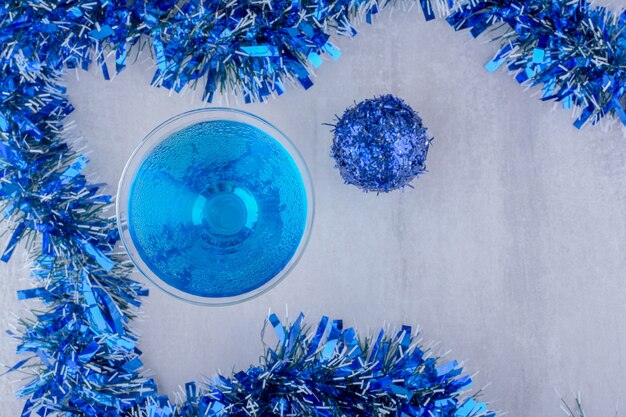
(116, 107, 315, 306)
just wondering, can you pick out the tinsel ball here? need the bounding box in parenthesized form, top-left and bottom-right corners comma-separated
(331, 94, 431, 193)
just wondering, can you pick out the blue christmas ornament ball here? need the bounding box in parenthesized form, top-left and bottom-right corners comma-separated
(331, 94, 431, 193)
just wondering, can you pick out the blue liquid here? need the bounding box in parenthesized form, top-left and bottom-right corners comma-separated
(127, 120, 308, 298)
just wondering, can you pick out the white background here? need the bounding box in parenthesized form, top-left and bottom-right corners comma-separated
(2, 4, 626, 416)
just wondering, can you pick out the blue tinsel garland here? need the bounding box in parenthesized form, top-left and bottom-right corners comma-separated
(0, 0, 624, 416)
(448, 1, 626, 129)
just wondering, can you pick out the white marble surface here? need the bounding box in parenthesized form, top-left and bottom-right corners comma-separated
(3, 7, 626, 417)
